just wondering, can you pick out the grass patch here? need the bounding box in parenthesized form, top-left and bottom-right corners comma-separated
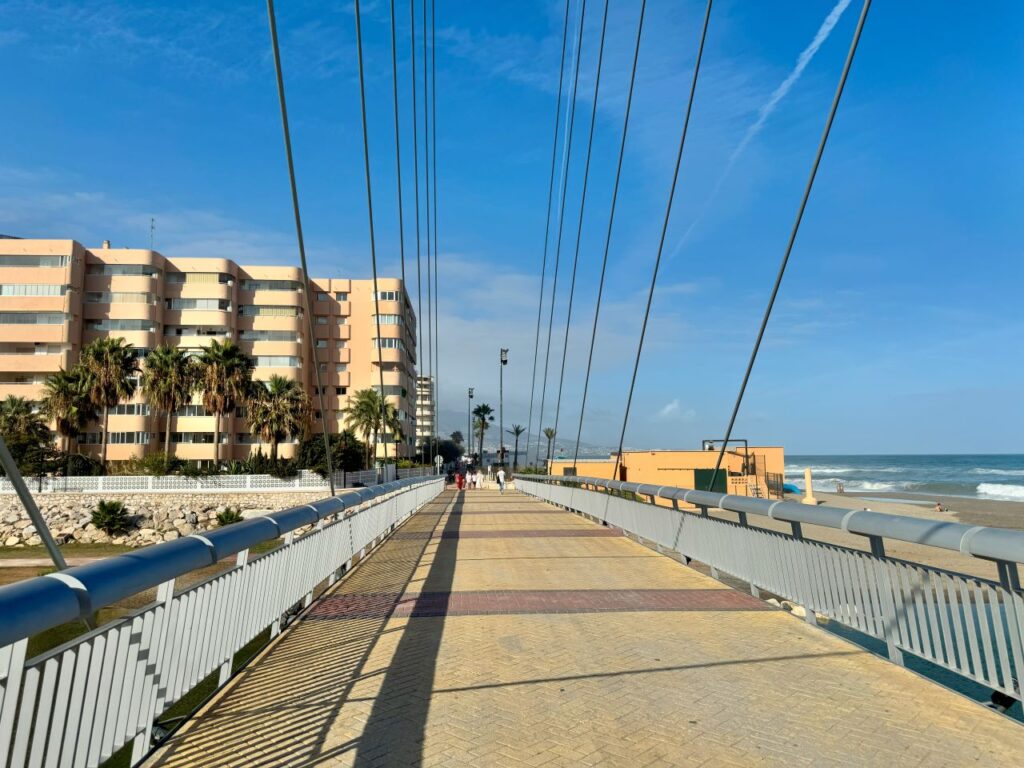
(0, 542, 134, 560)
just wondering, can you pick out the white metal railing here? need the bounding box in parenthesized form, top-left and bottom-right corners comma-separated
(0, 466, 435, 495)
(0, 476, 444, 767)
(517, 476, 1024, 704)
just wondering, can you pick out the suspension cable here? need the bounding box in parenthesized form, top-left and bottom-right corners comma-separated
(535, 0, 587, 465)
(709, 0, 871, 491)
(431, 0, 440, 462)
(525, 0, 572, 470)
(409, 0, 425, 461)
(265, 0, 335, 494)
(611, 0, 713, 482)
(422, 0, 435, 470)
(572, 0, 646, 470)
(389, 0, 407, 288)
(353, 0, 390, 467)
(552, 0, 609, 441)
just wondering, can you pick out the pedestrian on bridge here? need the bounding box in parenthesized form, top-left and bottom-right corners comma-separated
(497, 467, 506, 494)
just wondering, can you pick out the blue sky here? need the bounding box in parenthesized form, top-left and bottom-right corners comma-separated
(1, 1, 1022, 454)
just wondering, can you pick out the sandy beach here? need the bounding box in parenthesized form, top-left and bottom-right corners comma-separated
(843, 490, 1024, 530)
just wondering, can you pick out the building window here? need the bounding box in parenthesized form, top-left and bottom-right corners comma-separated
(165, 298, 231, 311)
(337, 317, 348, 325)
(318, 363, 326, 373)
(85, 318, 154, 332)
(373, 290, 400, 302)
(165, 272, 233, 285)
(316, 292, 329, 301)
(239, 305, 301, 317)
(239, 330, 299, 342)
(315, 316, 328, 325)
(335, 387, 347, 395)
(338, 341, 347, 349)
(235, 433, 258, 444)
(86, 292, 156, 304)
(86, 264, 160, 277)
(315, 340, 327, 349)
(109, 403, 151, 416)
(239, 279, 302, 291)
(0, 284, 68, 297)
(0, 255, 69, 267)
(0, 342, 68, 355)
(336, 363, 348, 373)
(174, 404, 208, 417)
(253, 355, 300, 368)
(335, 292, 348, 301)
(0, 312, 67, 325)
(170, 432, 223, 444)
(81, 431, 150, 445)
(166, 326, 230, 337)
(374, 314, 403, 325)
(374, 337, 405, 351)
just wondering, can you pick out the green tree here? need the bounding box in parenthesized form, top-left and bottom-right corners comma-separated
(79, 338, 139, 469)
(343, 388, 385, 469)
(141, 345, 197, 458)
(507, 424, 526, 472)
(472, 403, 494, 462)
(297, 430, 365, 477)
(449, 430, 464, 447)
(197, 340, 254, 466)
(543, 427, 557, 468)
(247, 375, 309, 462)
(41, 367, 95, 453)
(0, 396, 55, 475)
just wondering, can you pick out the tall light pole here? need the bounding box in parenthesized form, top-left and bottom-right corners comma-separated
(499, 348, 508, 467)
(467, 387, 474, 464)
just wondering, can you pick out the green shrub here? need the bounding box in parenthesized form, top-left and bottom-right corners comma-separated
(62, 452, 103, 477)
(217, 506, 245, 527)
(91, 500, 134, 536)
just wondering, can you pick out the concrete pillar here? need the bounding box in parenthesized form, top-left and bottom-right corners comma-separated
(801, 468, 818, 506)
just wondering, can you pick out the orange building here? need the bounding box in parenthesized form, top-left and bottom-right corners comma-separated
(0, 238, 419, 464)
(548, 445, 786, 500)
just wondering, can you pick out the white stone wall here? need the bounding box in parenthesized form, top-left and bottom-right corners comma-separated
(0, 491, 330, 548)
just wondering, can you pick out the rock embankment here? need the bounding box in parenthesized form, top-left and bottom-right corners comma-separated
(0, 491, 329, 548)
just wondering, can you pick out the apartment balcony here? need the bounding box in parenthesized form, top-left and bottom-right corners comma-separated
(236, 314, 303, 332)
(241, 339, 304, 358)
(85, 274, 159, 292)
(83, 301, 161, 322)
(241, 289, 305, 308)
(165, 283, 234, 301)
(84, 329, 161, 350)
(0, 353, 67, 374)
(371, 348, 403, 365)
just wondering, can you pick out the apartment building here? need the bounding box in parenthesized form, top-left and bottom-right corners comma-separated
(0, 238, 418, 464)
(415, 375, 435, 449)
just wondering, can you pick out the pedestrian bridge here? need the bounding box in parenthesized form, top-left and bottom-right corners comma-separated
(1, 478, 1023, 767)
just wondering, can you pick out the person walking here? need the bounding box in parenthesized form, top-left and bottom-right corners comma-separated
(497, 467, 506, 494)
(456, 471, 465, 491)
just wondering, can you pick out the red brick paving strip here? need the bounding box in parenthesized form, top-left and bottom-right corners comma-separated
(308, 589, 769, 619)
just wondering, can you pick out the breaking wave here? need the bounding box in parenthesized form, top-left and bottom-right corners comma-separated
(977, 483, 1024, 501)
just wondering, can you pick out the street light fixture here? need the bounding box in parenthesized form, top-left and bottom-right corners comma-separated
(467, 387, 474, 464)
(499, 349, 508, 468)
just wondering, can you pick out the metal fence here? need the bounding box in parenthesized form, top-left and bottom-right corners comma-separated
(516, 475, 1024, 704)
(0, 466, 435, 495)
(0, 475, 445, 768)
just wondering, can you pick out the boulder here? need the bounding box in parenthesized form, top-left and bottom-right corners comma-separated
(4, 535, 20, 547)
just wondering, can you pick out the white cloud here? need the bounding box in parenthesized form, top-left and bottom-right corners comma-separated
(655, 399, 695, 422)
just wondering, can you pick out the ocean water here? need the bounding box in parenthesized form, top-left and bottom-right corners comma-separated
(786, 454, 1024, 501)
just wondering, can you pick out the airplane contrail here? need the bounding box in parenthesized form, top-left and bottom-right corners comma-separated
(670, 0, 853, 258)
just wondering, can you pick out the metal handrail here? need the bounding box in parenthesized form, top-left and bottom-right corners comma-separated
(0, 476, 440, 647)
(516, 474, 1024, 567)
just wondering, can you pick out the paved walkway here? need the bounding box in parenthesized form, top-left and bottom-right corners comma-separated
(148, 489, 1024, 767)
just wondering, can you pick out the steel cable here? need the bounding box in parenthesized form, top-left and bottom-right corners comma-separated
(409, 0, 425, 460)
(353, 0, 390, 466)
(431, 0, 440, 464)
(708, 0, 871, 491)
(572, 0, 646, 470)
(552, 0, 609, 443)
(524, 0, 572, 469)
(611, 0, 713, 482)
(535, 0, 588, 465)
(265, 0, 335, 493)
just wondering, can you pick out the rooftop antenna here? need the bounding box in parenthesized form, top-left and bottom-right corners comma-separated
(149, 217, 155, 249)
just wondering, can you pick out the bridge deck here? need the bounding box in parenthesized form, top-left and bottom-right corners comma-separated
(148, 489, 1023, 767)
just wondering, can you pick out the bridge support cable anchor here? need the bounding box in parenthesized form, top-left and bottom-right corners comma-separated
(708, 0, 872, 492)
(611, 0, 713, 484)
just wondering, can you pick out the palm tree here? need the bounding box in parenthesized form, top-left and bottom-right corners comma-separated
(79, 338, 139, 468)
(0, 396, 46, 441)
(543, 427, 557, 468)
(248, 375, 310, 462)
(0, 396, 53, 473)
(472, 403, 494, 462)
(507, 424, 525, 473)
(450, 430, 463, 447)
(343, 388, 384, 469)
(141, 345, 197, 457)
(41, 367, 95, 452)
(196, 340, 254, 466)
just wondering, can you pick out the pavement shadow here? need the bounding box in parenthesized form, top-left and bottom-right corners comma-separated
(350, 490, 465, 766)
(146, 491, 456, 768)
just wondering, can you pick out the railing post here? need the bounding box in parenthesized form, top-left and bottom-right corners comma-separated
(130, 577, 176, 764)
(996, 560, 1021, 592)
(0, 638, 29, 764)
(218, 550, 249, 686)
(270, 532, 295, 638)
